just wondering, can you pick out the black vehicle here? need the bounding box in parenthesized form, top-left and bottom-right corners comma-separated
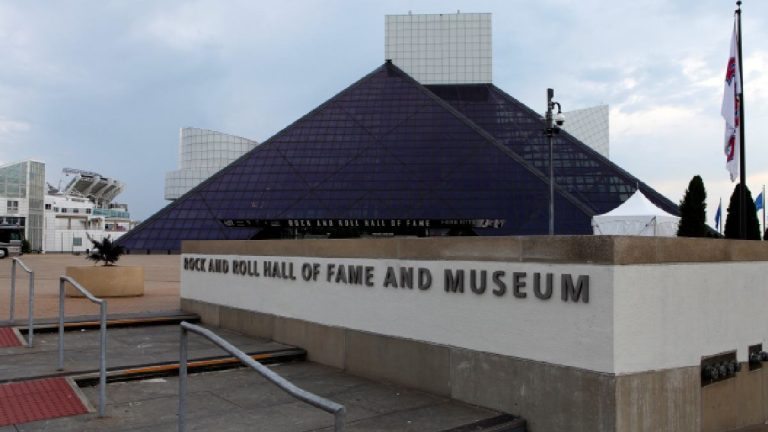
(0, 225, 23, 258)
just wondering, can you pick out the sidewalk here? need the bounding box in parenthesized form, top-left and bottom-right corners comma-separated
(0, 324, 508, 432)
(0, 254, 181, 319)
(0, 255, 524, 431)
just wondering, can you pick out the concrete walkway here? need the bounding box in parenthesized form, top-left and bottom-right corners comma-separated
(0, 256, 520, 431)
(13, 363, 501, 431)
(0, 254, 180, 319)
(0, 324, 503, 431)
(0, 324, 291, 382)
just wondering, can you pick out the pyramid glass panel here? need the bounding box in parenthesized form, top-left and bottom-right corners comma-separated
(118, 62, 678, 252)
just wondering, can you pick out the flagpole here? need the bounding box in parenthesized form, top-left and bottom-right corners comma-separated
(736, 1, 747, 239)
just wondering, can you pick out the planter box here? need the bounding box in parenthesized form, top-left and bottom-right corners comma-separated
(65, 266, 145, 298)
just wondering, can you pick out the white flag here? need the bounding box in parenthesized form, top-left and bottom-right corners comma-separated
(721, 18, 741, 182)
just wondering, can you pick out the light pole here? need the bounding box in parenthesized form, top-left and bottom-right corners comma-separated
(544, 88, 565, 235)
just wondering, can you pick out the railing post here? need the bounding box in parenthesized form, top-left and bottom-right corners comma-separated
(335, 408, 346, 432)
(9, 259, 16, 322)
(27, 271, 34, 347)
(58, 277, 64, 370)
(98, 301, 107, 418)
(178, 324, 188, 432)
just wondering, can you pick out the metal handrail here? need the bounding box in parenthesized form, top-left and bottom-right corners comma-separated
(178, 321, 346, 432)
(58, 276, 107, 418)
(10, 258, 34, 347)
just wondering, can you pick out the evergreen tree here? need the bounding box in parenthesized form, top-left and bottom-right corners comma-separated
(677, 175, 708, 237)
(724, 183, 761, 240)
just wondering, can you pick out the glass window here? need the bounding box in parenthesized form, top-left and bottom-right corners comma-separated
(7, 201, 18, 213)
(73, 237, 82, 247)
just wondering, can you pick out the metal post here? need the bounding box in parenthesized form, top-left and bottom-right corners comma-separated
(58, 278, 64, 370)
(546, 88, 555, 235)
(98, 302, 107, 418)
(335, 409, 346, 432)
(178, 326, 188, 432)
(10, 260, 16, 322)
(27, 272, 34, 347)
(736, 1, 747, 239)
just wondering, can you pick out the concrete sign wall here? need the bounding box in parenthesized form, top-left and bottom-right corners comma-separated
(182, 252, 768, 375)
(182, 254, 614, 372)
(614, 262, 768, 373)
(179, 236, 768, 432)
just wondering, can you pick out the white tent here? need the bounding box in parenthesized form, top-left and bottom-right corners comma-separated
(592, 190, 680, 236)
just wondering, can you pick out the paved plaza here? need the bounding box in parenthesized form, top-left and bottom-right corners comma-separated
(0, 254, 181, 320)
(0, 255, 519, 431)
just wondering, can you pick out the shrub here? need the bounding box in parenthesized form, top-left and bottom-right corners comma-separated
(86, 235, 125, 266)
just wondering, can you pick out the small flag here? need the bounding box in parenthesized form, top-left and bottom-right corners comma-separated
(721, 17, 741, 182)
(715, 201, 722, 231)
(756, 191, 764, 212)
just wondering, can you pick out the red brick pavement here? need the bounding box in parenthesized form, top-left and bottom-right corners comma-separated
(0, 378, 89, 426)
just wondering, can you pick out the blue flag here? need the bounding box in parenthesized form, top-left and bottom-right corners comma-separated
(756, 191, 764, 212)
(715, 202, 722, 230)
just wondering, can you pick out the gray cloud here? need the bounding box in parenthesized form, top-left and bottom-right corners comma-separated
(0, 0, 766, 225)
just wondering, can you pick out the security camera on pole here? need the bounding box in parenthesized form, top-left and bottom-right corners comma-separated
(544, 88, 565, 235)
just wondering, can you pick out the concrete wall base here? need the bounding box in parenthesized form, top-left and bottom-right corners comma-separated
(182, 298, 727, 432)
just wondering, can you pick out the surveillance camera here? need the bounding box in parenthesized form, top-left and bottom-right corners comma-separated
(555, 112, 565, 127)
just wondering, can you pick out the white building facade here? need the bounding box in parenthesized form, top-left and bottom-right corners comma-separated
(386, 12, 609, 156)
(385, 12, 492, 85)
(562, 105, 610, 158)
(165, 127, 258, 201)
(0, 160, 45, 251)
(43, 195, 134, 253)
(43, 168, 135, 253)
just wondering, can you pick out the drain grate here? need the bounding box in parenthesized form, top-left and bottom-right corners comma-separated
(0, 377, 89, 426)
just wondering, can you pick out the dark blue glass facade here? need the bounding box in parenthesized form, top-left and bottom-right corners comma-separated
(118, 62, 678, 252)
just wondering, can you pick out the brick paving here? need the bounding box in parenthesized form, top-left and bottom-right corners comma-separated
(0, 378, 88, 426)
(0, 328, 20, 348)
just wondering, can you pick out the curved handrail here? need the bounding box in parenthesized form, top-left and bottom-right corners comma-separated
(12, 257, 32, 273)
(10, 258, 34, 347)
(58, 276, 107, 418)
(178, 321, 346, 431)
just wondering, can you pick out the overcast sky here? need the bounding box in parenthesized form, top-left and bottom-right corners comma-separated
(1, 0, 767, 228)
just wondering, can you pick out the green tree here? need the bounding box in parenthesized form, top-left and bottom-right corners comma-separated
(677, 175, 708, 237)
(724, 183, 761, 240)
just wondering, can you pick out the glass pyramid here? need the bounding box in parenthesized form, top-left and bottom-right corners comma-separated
(118, 62, 677, 252)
